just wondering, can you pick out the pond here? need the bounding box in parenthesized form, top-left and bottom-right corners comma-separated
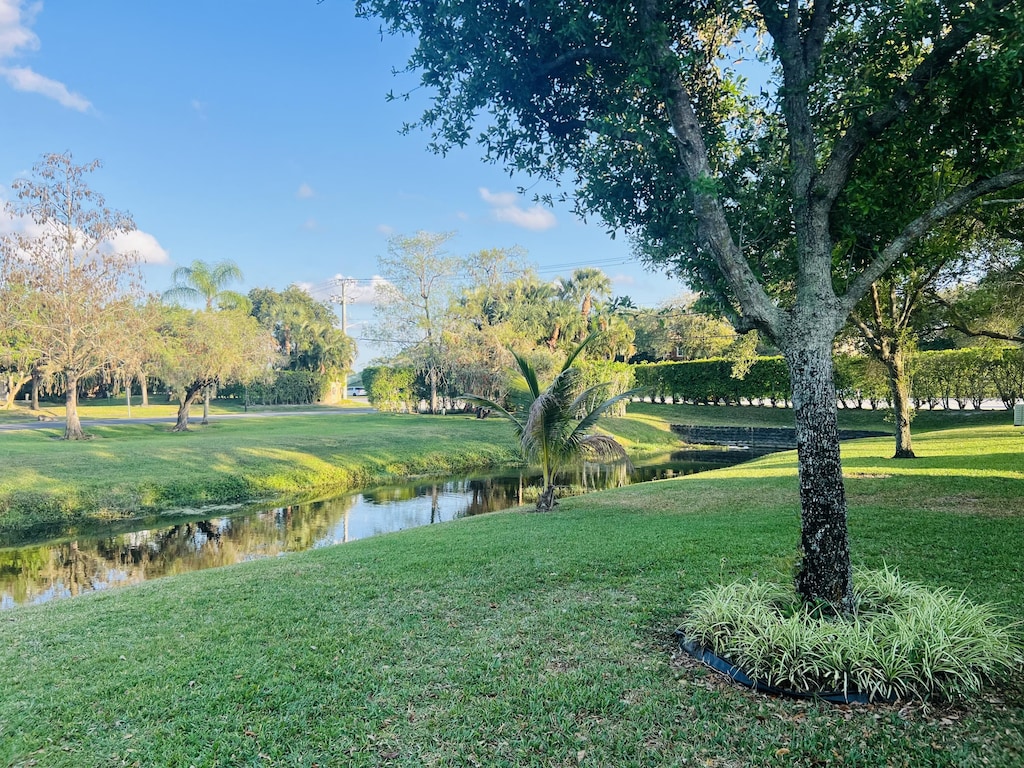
(0, 448, 764, 609)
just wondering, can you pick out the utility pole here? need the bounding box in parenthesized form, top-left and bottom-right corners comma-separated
(330, 277, 357, 400)
(330, 277, 356, 336)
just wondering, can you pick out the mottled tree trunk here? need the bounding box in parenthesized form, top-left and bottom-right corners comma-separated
(172, 385, 205, 432)
(63, 375, 87, 440)
(428, 366, 439, 415)
(785, 341, 854, 612)
(883, 351, 916, 459)
(140, 373, 149, 407)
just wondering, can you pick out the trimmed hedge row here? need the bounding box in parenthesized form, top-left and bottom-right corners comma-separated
(634, 348, 1024, 409)
(362, 347, 1023, 413)
(913, 347, 1024, 409)
(634, 357, 791, 405)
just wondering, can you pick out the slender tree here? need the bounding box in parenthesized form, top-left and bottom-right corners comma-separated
(163, 259, 250, 422)
(155, 306, 278, 432)
(371, 231, 462, 414)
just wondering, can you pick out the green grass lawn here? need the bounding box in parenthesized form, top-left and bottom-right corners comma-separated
(0, 413, 520, 541)
(1, 420, 1022, 766)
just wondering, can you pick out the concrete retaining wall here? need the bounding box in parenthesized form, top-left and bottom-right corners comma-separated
(670, 425, 888, 449)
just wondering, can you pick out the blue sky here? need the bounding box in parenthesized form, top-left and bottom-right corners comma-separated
(0, 1, 690, 367)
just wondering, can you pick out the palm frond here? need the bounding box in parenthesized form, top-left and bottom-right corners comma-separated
(561, 330, 602, 372)
(578, 434, 630, 463)
(511, 350, 541, 398)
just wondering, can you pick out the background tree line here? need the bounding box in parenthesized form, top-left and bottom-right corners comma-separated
(0, 154, 356, 437)
(364, 232, 1024, 430)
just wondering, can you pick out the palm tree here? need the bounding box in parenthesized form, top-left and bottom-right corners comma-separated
(163, 259, 248, 423)
(464, 333, 635, 511)
(163, 260, 248, 311)
(561, 267, 612, 322)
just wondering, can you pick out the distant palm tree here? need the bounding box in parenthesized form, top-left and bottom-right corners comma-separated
(464, 333, 635, 511)
(163, 260, 248, 312)
(561, 267, 612, 321)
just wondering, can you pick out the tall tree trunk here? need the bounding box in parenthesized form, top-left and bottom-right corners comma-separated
(428, 366, 438, 415)
(884, 349, 916, 459)
(64, 374, 87, 440)
(125, 374, 133, 418)
(30, 367, 40, 411)
(201, 384, 211, 425)
(784, 341, 854, 613)
(140, 372, 149, 407)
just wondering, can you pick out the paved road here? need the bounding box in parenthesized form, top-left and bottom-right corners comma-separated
(0, 407, 377, 431)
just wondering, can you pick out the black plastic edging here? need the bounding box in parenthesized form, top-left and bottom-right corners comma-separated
(676, 633, 897, 704)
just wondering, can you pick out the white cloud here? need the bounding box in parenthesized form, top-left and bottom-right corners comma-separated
(190, 99, 207, 119)
(479, 187, 557, 231)
(0, 1, 91, 111)
(376, 224, 395, 236)
(296, 182, 315, 199)
(611, 273, 636, 286)
(103, 229, 170, 265)
(2, 201, 169, 264)
(302, 217, 318, 230)
(0, 66, 90, 111)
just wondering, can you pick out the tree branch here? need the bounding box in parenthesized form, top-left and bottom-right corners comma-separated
(640, 0, 783, 337)
(933, 294, 1024, 344)
(816, 0, 1015, 210)
(839, 166, 1024, 316)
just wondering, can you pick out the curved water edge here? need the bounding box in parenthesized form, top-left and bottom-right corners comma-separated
(1, 448, 765, 609)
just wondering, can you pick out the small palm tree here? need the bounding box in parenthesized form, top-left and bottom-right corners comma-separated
(465, 334, 636, 511)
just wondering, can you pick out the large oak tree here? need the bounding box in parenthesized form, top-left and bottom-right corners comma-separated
(351, 0, 1024, 609)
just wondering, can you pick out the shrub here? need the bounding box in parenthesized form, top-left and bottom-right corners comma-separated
(680, 568, 1023, 702)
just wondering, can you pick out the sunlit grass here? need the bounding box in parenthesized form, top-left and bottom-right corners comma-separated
(0, 414, 520, 540)
(1, 421, 1022, 766)
(0, 396, 367, 424)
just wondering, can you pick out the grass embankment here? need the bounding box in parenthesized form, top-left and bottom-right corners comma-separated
(1, 422, 1022, 766)
(0, 413, 519, 541)
(0, 397, 367, 425)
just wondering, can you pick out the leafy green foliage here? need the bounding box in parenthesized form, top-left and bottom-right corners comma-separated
(362, 365, 417, 412)
(681, 568, 1023, 702)
(249, 285, 355, 377)
(222, 370, 328, 406)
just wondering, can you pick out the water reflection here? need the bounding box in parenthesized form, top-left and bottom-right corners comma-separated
(1, 449, 759, 609)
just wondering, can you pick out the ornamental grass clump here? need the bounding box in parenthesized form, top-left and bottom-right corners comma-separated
(680, 567, 1023, 701)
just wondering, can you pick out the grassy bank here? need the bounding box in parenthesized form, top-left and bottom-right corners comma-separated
(0, 413, 519, 541)
(1, 423, 1021, 766)
(1, 401, 1017, 541)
